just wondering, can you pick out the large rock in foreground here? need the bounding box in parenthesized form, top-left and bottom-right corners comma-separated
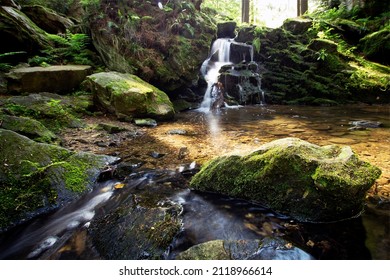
(83, 72, 175, 121)
(6, 65, 92, 94)
(0, 129, 118, 230)
(190, 138, 381, 222)
(176, 238, 313, 260)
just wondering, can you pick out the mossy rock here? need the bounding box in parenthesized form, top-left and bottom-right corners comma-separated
(4, 93, 89, 132)
(0, 129, 119, 230)
(88, 176, 182, 259)
(176, 238, 313, 260)
(190, 138, 381, 222)
(360, 28, 390, 65)
(0, 114, 56, 143)
(83, 72, 175, 121)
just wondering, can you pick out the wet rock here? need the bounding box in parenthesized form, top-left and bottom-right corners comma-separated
(349, 120, 382, 128)
(89, 174, 183, 259)
(236, 26, 256, 43)
(0, 114, 56, 143)
(167, 129, 188, 135)
(176, 238, 313, 260)
(83, 72, 174, 121)
(6, 65, 92, 94)
(217, 21, 236, 39)
(149, 151, 165, 159)
(190, 137, 381, 222)
(134, 118, 157, 127)
(0, 129, 119, 230)
(21, 5, 74, 34)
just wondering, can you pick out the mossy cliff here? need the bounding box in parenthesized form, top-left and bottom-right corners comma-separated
(237, 12, 389, 105)
(190, 138, 381, 222)
(0, 129, 118, 230)
(85, 0, 216, 92)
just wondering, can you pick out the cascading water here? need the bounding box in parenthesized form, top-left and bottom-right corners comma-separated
(198, 38, 233, 112)
(198, 37, 264, 112)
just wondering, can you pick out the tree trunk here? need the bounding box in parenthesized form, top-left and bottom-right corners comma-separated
(242, 0, 250, 23)
(297, 0, 309, 16)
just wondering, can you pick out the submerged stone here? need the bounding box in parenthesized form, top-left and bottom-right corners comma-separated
(83, 72, 175, 121)
(190, 137, 381, 222)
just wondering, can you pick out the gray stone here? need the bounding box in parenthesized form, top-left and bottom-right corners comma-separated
(6, 65, 92, 94)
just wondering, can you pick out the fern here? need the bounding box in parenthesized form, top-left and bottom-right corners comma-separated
(252, 38, 261, 54)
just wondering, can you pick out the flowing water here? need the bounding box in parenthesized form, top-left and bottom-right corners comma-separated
(0, 104, 389, 260)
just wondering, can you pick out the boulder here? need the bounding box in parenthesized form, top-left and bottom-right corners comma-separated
(21, 5, 74, 34)
(83, 72, 175, 121)
(0, 129, 119, 230)
(176, 238, 313, 260)
(88, 172, 183, 259)
(190, 138, 381, 222)
(0, 6, 51, 54)
(0, 114, 56, 143)
(282, 17, 313, 35)
(6, 65, 92, 94)
(217, 21, 236, 38)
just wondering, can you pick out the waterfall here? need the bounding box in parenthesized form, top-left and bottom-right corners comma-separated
(198, 38, 233, 113)
(198, 37, 263, 112)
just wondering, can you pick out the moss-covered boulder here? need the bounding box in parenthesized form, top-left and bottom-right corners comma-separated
(0, 114, 56, 143)
(83, 72, 175, 121)
(176, 238, 313, 260)
(190, 138, 381, 222)
(0, 129, 119, 230)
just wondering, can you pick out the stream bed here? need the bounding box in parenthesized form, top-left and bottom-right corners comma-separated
(0, 104, 389, 260)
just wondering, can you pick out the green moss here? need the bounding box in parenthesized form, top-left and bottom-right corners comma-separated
(190, 138, 381, 222)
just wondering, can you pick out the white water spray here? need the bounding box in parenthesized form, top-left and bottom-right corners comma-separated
(198, 38, 233, 113)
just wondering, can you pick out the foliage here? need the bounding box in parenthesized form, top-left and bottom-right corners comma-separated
(18, 0, 78, 15)
(28, 32, 94, 66)
(202, 0, 241, 23)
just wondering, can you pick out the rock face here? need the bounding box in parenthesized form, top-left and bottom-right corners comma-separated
(0, 5, 51, 54)
(190, 138, 381, 222)
(176, 238, 313, 260)
(0, 129, 119, 230)
(83, 72, 175, 121)
(86, 0, 216, 92)
(21, 5, 74, 34)
(6, 65, 92, 94)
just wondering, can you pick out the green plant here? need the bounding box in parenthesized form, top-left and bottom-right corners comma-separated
(316, 49, 328, 61)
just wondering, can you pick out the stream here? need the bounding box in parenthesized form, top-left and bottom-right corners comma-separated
(0, 104, 389, 260)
